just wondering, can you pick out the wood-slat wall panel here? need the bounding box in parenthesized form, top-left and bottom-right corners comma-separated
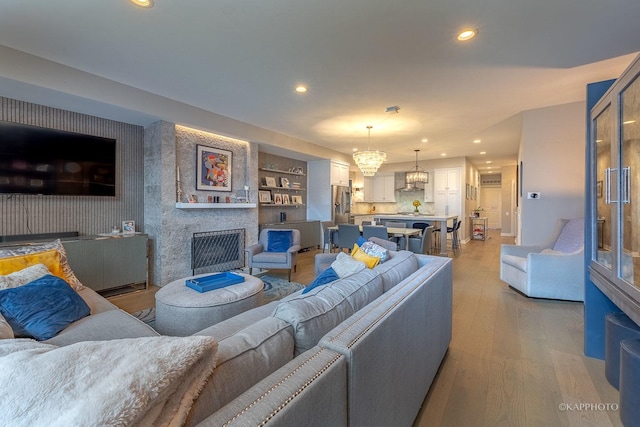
(0, 96, 145, 239)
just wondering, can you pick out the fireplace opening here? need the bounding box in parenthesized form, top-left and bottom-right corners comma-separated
(191, 229, 245, 275)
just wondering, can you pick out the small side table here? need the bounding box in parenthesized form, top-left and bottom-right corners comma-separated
(155, 272, 264, 336)
(470, 216, 488, 241)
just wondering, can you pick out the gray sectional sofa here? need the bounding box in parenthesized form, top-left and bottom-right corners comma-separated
(3, 242, 453, 426)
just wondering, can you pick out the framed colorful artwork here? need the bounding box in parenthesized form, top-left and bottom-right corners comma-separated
(196, 145, 232, 191)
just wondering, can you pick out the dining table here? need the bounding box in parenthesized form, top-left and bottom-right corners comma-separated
(371, 214, 459, 256)
(327, 225, 421, 251)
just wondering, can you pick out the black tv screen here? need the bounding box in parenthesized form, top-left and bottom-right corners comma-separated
(0, 121, 116, 196)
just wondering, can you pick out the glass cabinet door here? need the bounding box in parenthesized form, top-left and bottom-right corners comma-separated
(620, 74, 640, 287)
(594, 104, 613, 272)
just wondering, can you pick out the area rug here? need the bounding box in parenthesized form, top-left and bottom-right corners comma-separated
(132, 275, 304, 327)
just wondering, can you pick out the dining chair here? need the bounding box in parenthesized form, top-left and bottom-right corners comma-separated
(337, 224, 361, 252)
(400, 223, 433, 252)
(362, 225, 389, 241)
(407, 225, 434, 254)
(411, 222, 430, 231)
(385, 221, 406, 249)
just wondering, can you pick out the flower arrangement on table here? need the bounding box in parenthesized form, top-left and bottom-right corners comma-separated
(412, 199, 421, 213)
(472, 207, 484, 217)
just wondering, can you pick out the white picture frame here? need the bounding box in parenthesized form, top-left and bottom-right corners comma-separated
(282, 194, 291, 205)
(122, 220, 135, 234)
(258, 190, 272, 203)
(273, 193, 283, 204)
(292, 195, 303, 205)
(280, 177, 290, 188)
(264, 176, 277, 187)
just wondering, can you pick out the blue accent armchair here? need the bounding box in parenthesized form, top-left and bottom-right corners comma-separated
(245, 229, 301, 281)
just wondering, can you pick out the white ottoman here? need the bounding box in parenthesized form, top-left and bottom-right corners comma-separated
(155, 272, 264, 336)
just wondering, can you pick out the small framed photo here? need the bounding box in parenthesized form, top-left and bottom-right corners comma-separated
(597, 180, 603, 198)
(292, 195, 303, 204)
(280, 177, 290, 188)
(122, 220, 135, 234)
(264, 176, 277, 187)
(259, 190, 272, 203)
(282, 194, 291, 205)
(196, 145, 232, 192)
(273, 193, 283, 204)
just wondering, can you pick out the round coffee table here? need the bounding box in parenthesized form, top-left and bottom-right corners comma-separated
(155, 272, 264, 336)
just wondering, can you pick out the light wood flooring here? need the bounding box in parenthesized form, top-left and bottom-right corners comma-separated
(109, 230, 622, 426)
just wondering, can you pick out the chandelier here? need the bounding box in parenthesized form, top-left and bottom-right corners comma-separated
(353, 125, 387, 177)
(405, 149, 429, 183)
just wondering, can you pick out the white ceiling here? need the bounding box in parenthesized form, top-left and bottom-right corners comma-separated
(1, 0, 639, 173)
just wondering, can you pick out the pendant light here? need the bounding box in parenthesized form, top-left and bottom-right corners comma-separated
(353, 125, 387, 177)
(405, 149, 429, 184)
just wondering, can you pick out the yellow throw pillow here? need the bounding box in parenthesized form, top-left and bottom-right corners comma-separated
(351, 244, 380, 269)
(0, 250, 68, 283)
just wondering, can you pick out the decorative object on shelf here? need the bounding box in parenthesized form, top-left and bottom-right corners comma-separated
(405, 150, 429, 185)
(413, 199, 421, 213)
(472, 207, 483, 218)
(353, 125, 386, 177)
(282, 194, 291, 205)
(264, 176, 277, 187)
(280, 177, 290, 188)
(244, 185, 250, 202)
(273, 193, 283, 204)
(111, 225, 120, 235)
(259, 190, 272, 203)
(122, 220, 135, 234)
(290, 182, 302, 189)
(196, 145, 232, 192)
(188, 194, 197, 203)
(292, 195, 303, 204)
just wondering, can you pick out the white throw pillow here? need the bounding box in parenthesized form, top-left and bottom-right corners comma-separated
(331, 252, 366, 278)
(0, 263, 52, 290)
(0, 314, 13, 339)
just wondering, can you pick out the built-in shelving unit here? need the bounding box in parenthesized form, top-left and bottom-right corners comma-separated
(258, 154, 308, 224)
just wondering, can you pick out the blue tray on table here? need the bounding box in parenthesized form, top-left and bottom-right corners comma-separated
(185, 272, 245, 293)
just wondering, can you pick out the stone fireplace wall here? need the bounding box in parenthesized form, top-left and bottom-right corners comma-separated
(144, 121, 259, 286)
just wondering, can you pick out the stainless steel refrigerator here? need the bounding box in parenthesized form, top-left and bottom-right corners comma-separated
(332, 185, 351, 224)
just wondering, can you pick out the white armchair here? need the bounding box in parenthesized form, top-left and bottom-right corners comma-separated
(500, 218, 585, 301)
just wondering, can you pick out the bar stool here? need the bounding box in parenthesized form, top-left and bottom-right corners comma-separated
(605, 312, 640, 389)
(620, 338, 640, 426)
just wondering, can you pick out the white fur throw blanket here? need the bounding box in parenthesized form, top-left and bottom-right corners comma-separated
(0, 336, 218, 427)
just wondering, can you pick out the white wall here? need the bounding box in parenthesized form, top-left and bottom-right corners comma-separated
(519, 101, 586, 245)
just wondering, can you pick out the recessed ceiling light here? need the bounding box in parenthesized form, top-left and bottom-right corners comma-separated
(295, 85, 308, 93)
(623, 120, 636, 124)
(486, 160, 492, 164)
(130, 0, 153, 7)
(352, 148, 358, 152)
(473, 139, 481, 143)
(441, 153, 447, 157)
(421, 138, 428, 143)
(457, 29, 478, 41)
(480, 151, 486, 155)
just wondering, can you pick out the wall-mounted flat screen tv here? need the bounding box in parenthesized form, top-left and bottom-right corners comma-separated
(0, 121, 116, 196)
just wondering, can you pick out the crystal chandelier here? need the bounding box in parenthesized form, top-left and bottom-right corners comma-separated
(353, 125, 387, 177)
(405, 149, 429, 183)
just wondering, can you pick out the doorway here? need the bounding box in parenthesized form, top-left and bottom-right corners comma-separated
(480, 187, 501, 229)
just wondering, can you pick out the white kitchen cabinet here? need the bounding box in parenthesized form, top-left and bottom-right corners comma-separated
(423, 172, 434, 202)
(363, 173, 396, 202)
(330, 161, 350, 186)
(434, 168, 461, 215)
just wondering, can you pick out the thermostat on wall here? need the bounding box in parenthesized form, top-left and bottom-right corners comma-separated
(527, 192, 541, 199)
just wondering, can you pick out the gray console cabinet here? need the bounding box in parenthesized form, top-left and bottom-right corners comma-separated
(62, 235, 148, 292)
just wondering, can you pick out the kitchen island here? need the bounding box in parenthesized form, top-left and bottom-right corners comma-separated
(373, 214, 458, 255)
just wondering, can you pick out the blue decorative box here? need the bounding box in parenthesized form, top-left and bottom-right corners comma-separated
(185, 272, 245, 293)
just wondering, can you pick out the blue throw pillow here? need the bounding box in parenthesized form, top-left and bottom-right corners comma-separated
(267, 230, 293, 252)
(0, 274, 90, 340)
(357, 236, 367, 247)
(302, 266, 339, 294)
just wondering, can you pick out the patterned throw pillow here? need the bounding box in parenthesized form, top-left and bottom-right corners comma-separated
(0, 240, 84, 291)
(0, 264, 51, 290)
(360, 241, 390, 263)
